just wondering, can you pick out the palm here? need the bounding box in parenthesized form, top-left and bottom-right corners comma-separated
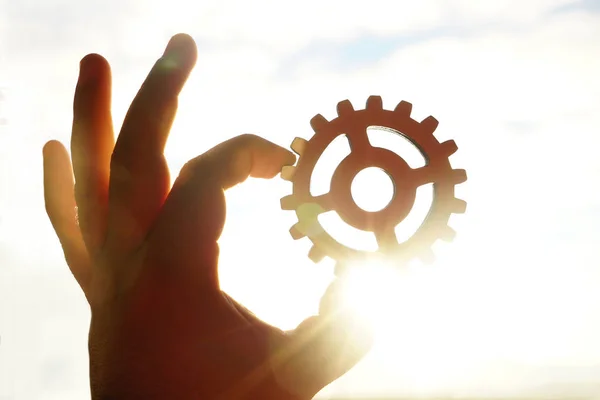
(42, 34, 371, 399)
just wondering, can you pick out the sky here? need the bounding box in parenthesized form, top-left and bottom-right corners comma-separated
(1, 0, 600, 398)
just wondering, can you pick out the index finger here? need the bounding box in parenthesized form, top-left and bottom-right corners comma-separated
(177, 134, 296, 192)
(147, 134, 295, 285)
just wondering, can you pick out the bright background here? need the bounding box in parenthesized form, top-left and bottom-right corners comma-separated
(1, 0, 600, 399)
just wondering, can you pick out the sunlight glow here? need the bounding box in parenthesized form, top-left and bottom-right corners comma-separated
(339, 261, 404, 329)
(318, 212, 378, 251)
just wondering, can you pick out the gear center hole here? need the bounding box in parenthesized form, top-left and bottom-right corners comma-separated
(351, 167, 395, 212)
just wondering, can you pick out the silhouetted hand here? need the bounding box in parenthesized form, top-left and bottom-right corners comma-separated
(42, 33, 372, 399)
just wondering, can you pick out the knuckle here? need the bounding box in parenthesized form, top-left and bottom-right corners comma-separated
(178, 159, 200, 185)
(180, 158, 198, 175)
(109, 152, 133, 184)
(237, 133, 260, 143)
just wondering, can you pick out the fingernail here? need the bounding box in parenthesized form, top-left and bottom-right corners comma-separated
(161, 33, 196, 69)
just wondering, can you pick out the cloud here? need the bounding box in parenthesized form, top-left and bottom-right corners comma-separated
(1, 0, 600, 398)
(552, 0, 600, 13)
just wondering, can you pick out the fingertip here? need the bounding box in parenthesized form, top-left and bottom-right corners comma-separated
(78, 53, 111, 84)
(167, 33, 197, 48)
(43, 140, 67, 158)
(162, 33, 198, 69)
(253, 134, 296, 168)
(80, 53, 109, 68)
(260, 140, 296, 179)
(43, 140, 73, 182)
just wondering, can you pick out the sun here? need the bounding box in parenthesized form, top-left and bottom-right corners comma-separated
(338, 260, 406, 330)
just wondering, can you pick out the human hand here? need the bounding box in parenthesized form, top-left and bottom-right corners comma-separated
(42, 33, 372, 399)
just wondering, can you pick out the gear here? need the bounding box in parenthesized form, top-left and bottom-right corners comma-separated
(280, 96, 467, 274)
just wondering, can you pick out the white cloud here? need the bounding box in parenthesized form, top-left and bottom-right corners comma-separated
(1, 0, 600, 398)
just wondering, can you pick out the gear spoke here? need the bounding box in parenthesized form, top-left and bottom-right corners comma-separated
(311, 192, 335, 212)
(410, 165, 437, 187)
(346, 128, 371, 154)
(375, 225, 398, 251)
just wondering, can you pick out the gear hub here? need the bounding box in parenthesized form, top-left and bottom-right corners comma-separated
(280, 96, 467, 274)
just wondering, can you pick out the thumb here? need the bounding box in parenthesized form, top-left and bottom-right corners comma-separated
(276, 279, 374, 398)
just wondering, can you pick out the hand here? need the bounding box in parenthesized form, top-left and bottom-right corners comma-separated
(42, 33, 372, 399)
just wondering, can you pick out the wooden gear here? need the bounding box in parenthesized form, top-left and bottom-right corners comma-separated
(280, 96, 467, 275)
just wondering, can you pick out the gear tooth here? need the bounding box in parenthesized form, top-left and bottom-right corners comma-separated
(336, 99, 354, 116)
(394, 100, 413, 115)
(310, 114, 328, 132)
(366, 95, 383, 110)
(419, 249, 436, 264)
(308, 245, 327, 263)
(420, 116, 439, 132)
(440, 225, 457, 242)
(452, 168, 468, 184)
(451, 198, 467, 214)
(280, 165, 296, 181)
(280, 194, 298, 210)
(290, 137, 308, 156)
(440, 139, 458, 156)
(289, 223, 306, 240)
